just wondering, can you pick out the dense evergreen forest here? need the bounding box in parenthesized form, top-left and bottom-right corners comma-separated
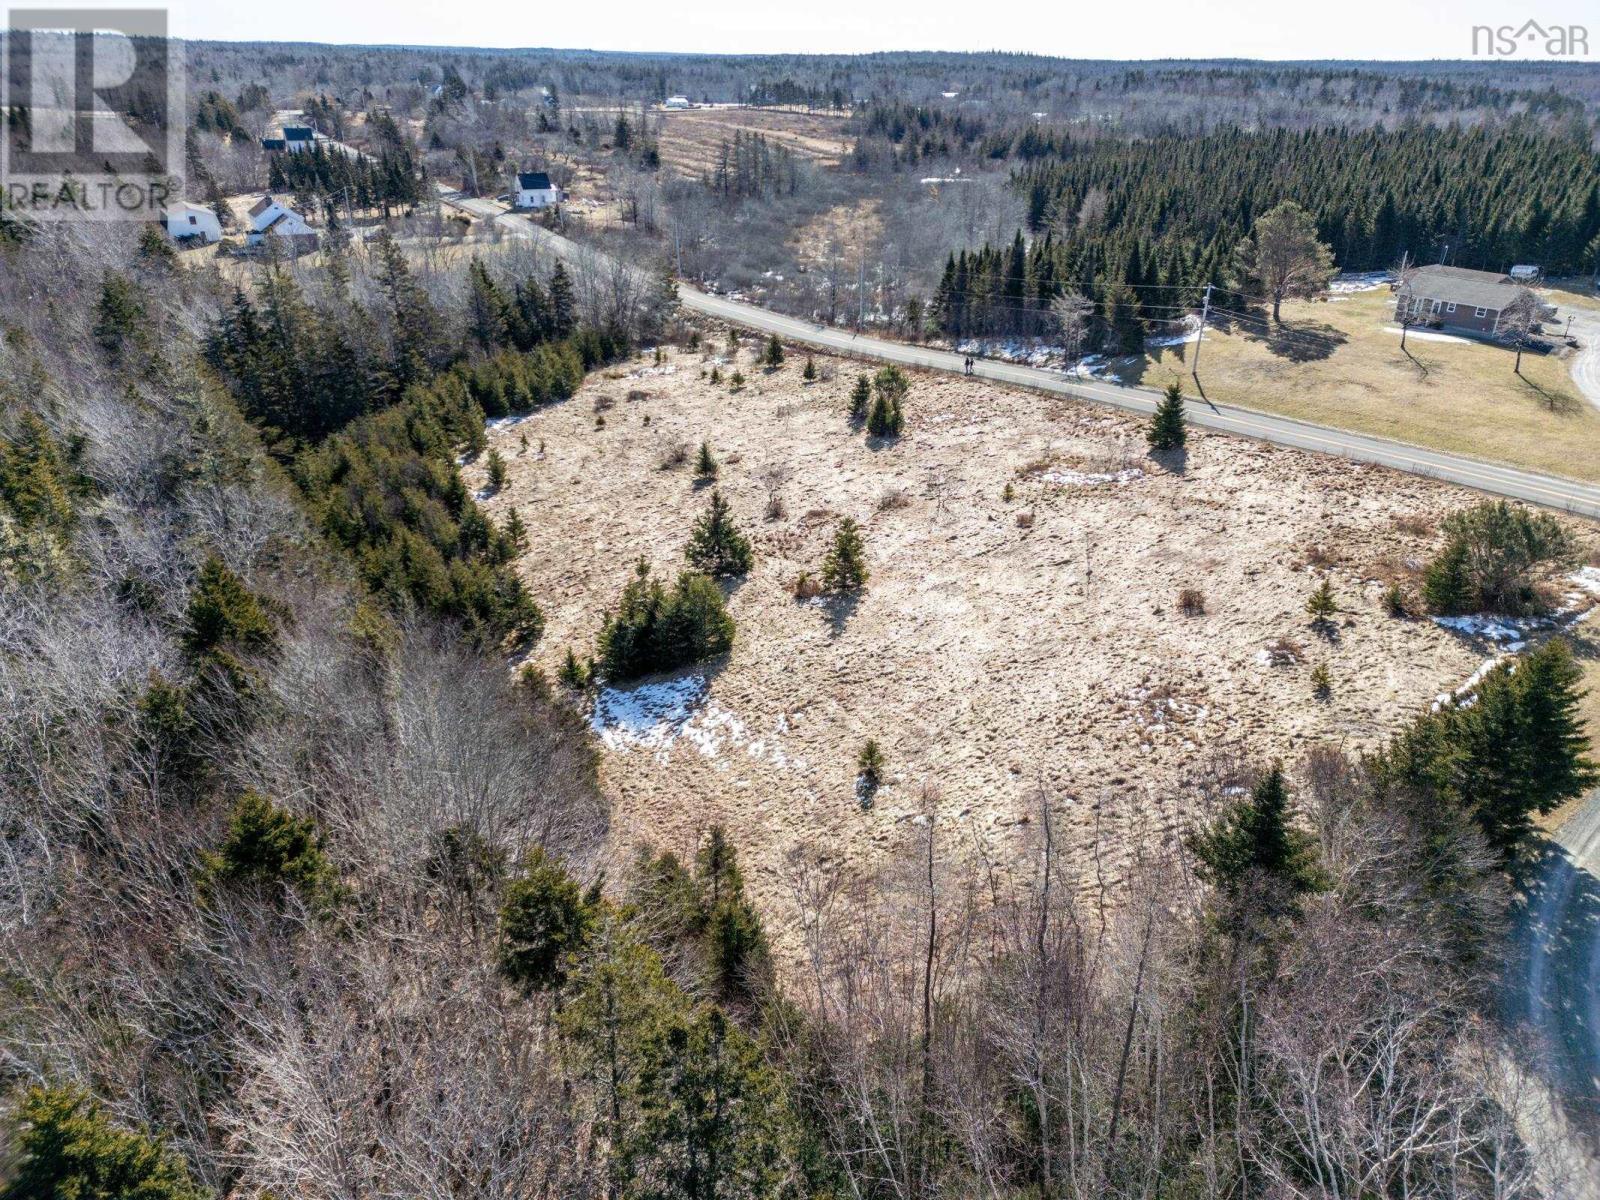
(931, 124, 1600, 339)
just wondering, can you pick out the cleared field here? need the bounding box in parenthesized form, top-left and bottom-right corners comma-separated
(653, 107, 852, 176)
(465, 338, 1599, 948)
(1115, 287, 1600, 482)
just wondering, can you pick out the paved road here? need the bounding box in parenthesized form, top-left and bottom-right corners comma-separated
(441, 189, 1600, 520)
(1507, 789, 1600, 1191)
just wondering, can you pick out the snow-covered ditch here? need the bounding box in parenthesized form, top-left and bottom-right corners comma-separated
(1428, 570, 1600, 709)
(589, 673, 805, 769)
(1328, 270, 1393, 295)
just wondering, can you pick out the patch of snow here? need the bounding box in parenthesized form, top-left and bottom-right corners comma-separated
(590, 675, 803, 770)
(590, 675, 709, 751)
(1383, 325, 1476, 344)
(1329, 271, 1392, 294)
(1039, 467, 1144, 487)
(1431, 614, 1546, 642)
(1570, 566, 1600, 597)
(485, 412, 536, 431)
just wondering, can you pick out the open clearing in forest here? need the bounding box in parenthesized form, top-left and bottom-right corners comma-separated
(465, 338, 1600, 944)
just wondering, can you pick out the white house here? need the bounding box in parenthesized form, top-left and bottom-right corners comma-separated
(514, 171, 562, 210)
(664, 95, 692, 109)
(246, 195, 317, 249)
(163, 201, 222, 246)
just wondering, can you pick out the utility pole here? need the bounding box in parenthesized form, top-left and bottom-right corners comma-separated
(1191, 282, 1212, 377)
(858, 236, 866, 330)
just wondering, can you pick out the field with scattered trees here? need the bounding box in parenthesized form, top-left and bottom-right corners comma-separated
(4, 39, 1600, 1200)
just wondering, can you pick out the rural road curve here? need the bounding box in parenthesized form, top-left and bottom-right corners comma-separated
(1563, 308, 1600, 416)
(1507, 789, 1600, 1189)
(439, 189, 1600, 520)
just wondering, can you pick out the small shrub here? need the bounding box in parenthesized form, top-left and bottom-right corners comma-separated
(660, 441, 690, 470)
(792, 571, 823, 600)
(765, 493, 787, 520)
(687, 330, 701, 350)
(802, 355, 817, 382)
(762, 334, 785, 368)
(1178, 587, 1206, 616)
(1383, 582, 1408, 617)
(594, 414, 606, 430)
(729, 370, 746, 391)
(594, 394, 617, 412)
(1002, 481, 1015, 503)
(485, 448, 508, 491)
(867, 365, 908, 437)
(1264, 636, 1303, 666)
(2, 1086, 208, 1200)
(558, 647, 593, 689)
(1423, 500, 1575, 616)
(709, 365, 722, 385)
(1016, 510, 1035, 529)
(877, 486, 911, 512)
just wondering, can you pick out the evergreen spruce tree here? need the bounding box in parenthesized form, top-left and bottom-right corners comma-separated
(1147, 381, 1187, 454)
(802, 355, 817, 382)
(762, 333, 785, 368)
(695, 441, 718, 479)
(849, 374, 872, 422)
(548, 262, 577, 339)
(498, 847, 593, 991)
(684, 488, 754, 577)
(486, 447, 508, 491)
(1306, 577, 1337, 630)
(1, 1087, 208, 1200)
(822, 517, 869, 592)
(1187, 762, 1323, 923)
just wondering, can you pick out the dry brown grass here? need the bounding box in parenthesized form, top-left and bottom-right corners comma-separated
(462, 339, 1596, 951)
(1121, 288, 1600, 481)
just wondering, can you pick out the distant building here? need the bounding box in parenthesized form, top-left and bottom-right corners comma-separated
(246, 195, 317, 250)
(514, 171, 562, 210)
(282, 126, 316, 152)
(1509, 264, 1542, 283)
(260, 136, 286, 152)
(163, 201, 222, 246)
(1395, 264, 1554, 336)
(664, 95, 692, 109)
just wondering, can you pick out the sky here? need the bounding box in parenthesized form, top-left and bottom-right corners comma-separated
(168, 0, 1600, 60)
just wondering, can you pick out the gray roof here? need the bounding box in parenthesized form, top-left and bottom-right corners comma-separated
(517, 171, 553, 191)
(283, 125, 314, 141)
(1404, 264, 1520, 311)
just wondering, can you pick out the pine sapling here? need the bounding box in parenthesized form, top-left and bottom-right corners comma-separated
(695, 441, 718, 480)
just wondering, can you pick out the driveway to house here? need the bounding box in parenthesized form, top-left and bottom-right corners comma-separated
(439, 188, 1600, 520)
(1562, 307, 1600, 414)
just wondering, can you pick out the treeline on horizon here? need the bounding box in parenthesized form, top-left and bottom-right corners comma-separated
(931, 123, 1600, 339)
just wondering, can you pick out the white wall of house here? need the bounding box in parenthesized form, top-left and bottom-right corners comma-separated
(515, 184, 562, 210)
(164, 203, 221, 245)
